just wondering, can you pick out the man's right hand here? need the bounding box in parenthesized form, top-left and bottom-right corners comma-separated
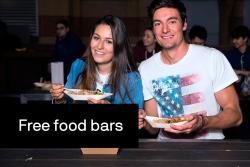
(50, 84, 64, 100)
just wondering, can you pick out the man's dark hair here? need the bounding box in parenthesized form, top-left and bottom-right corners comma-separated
(145, 26, 153, 32)
(189, 25, 207, 41)
(231, 25, 250, 41)
(147, 0, 187, 23)
(56, 19, 70, 29)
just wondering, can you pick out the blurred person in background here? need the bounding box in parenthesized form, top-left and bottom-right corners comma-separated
(241, 73, 250, 97)
(188, 25, 207, 46)
(53, 19, 86, 79)
(133, 27, 161, 65)
(0, 19, 23, 54)
(226, 25, 250, 95)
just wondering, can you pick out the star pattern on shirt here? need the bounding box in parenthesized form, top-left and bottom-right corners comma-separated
(152, 75, 184, 118)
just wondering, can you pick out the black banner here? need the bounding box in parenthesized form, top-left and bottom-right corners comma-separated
(0, 104, 138, 148)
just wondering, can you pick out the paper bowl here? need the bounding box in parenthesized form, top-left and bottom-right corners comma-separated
(145, 116, 187, 128)
(64, 89, 112, 101)
(34, 82, 51, 91)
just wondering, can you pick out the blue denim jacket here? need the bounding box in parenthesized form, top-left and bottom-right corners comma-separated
(65, 58, 143, 108)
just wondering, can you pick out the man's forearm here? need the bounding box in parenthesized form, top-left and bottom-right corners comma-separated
(204, 109, 242, 130)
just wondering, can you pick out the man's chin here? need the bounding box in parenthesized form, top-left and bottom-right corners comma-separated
(162, 45, 176, 50)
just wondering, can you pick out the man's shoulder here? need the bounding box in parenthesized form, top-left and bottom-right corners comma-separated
(67, 31, 77, 38)
(139, 52, 160, 69)
(66, 31, 82, 41)
(226, 47, 238, 55)
(190, 44, 216, 53)
(189, 44, 224, 59)
(246, 45, 250, 55)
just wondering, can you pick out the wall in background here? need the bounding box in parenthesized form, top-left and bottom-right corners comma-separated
(183, 0, 219, 46)
(38, 0, 151, 45)
(245, 0, 250, 28)
(37, 0, 250, 46)
(0, 0, 38, 45)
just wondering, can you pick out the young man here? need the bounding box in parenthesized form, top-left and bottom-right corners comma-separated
(54, 19, 86, 79)
(138, 0, 242, 139)
(188, 25, 207, 46)
(226, 25, 250, 95)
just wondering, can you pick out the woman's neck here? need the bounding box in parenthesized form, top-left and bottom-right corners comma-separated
(97, 63, 112, 75)
(146, 43, 156, 53)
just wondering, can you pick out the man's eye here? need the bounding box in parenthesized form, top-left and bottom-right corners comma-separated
(169, 20, 177, 24)
(153, 22, 160, 27)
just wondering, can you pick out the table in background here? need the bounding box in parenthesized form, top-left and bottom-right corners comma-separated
(20, 92, 52, 104)
(1, 139, 250, 167)
(0, 89, 52, 104)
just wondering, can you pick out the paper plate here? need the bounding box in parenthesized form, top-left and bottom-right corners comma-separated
(33, 82, 51, 91)
(145, 116, 187, 128)
(64, 89, 113, 101)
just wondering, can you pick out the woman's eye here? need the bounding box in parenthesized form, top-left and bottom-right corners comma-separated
(106, 40, 113, 44)
(93, 36, 99, 40)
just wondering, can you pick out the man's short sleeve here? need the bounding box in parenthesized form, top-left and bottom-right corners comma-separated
(138, 62, 154, 101)
(210, 49, 238, 92)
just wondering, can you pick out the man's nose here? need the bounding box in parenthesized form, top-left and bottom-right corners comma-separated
(232, 39, 237, 44)
(162, 23, 170, 33)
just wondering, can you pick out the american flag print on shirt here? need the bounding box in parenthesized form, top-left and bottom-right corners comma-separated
(151, 74, 205, 118)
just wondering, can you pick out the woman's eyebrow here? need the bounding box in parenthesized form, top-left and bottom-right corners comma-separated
(93, 33, 112, 40)
(93, 33, 100, 36)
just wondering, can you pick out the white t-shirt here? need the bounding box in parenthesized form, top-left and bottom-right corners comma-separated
(139, 44, 238, 139)
(96, 72, 110, 92)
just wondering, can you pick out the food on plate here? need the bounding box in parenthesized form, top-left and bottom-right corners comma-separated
(66, 89, 104, 95)
(64, 89, 112, 101)
(144, 116, 187, 128)
(153, 117, 186, 124)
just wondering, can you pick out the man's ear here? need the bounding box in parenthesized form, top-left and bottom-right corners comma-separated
(243, 37, 248, 43)
(183, 19, 187, 31)
(66, 27, 70, 33)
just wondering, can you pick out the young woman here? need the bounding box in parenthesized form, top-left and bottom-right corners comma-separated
(50, 15, 143, 108)
(133, 27, 161, 64)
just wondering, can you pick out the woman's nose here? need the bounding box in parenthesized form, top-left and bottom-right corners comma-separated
(97, 40, 104, 49)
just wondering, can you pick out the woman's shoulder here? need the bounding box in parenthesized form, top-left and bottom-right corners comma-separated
(126, 71, 141, 79)
(69, 58, 86, 75)
(71, 58, 86, 68)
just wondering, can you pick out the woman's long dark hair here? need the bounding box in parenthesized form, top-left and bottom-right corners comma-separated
(79, 15, 137, 103)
